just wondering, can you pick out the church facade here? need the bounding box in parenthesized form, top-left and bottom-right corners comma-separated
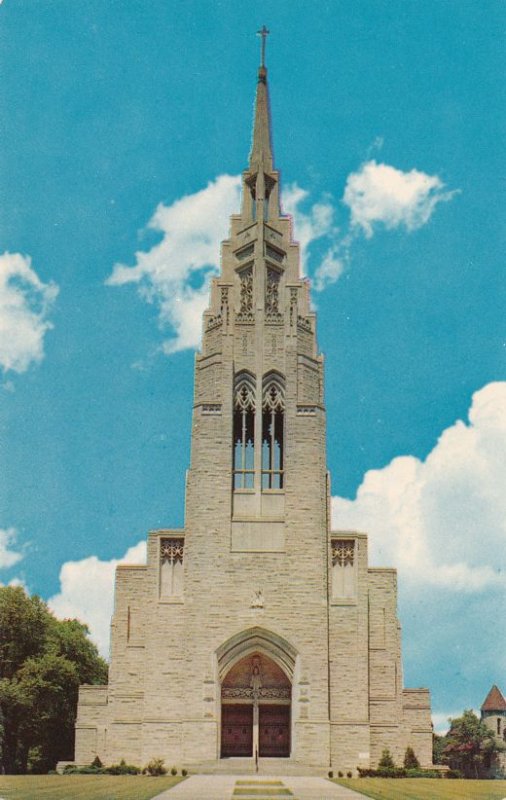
(73, 45, 432, 774)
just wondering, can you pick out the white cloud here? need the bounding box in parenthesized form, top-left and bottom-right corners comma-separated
(343, 159, 458, 238)
(48, 540, 147, 658)
(0, 252, 59, 373)
(282, 184, 338, 276)
(108, 177, 344, 352)
(332, 382, 506, 591)
(108, 162, 458, 340)
(0, 528, 23, 569)
(432, 712, 456, 736)
(107, 175, 242, 355)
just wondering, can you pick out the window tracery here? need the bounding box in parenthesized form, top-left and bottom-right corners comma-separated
(160, 538, 184, 597)
(331, 539, 356, 599)
(331, 540, 355, 567)
(262, 373, 285, 489)
(233, 372, 256, 489)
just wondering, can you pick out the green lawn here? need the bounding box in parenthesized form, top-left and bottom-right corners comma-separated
(335, 777, 506, 800)
(0, 774, 183, 800)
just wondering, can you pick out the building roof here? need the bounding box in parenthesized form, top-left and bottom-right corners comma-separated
(481, 685, 506, 711)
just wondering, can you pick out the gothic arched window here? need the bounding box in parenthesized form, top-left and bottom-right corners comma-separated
(262, 373, 285, 489)
(233, 372, 256, 489)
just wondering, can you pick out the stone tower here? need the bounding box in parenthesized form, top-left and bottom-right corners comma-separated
(73, 38, 433, 774)
(481, 685, 506, 777)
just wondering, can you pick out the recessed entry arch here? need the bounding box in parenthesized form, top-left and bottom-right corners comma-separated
(216, 626, 297, 683)
(216, 627, 298, 759)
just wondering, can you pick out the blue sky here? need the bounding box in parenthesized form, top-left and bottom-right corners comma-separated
(1, 1, 504, 733)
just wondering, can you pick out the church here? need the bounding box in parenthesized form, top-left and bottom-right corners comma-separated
(73, 35, 433, 774)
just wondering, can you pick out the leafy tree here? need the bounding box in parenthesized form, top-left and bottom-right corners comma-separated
(403, 746, 420, 769)
(432, 732, 446, 764)
(443, 709, 499, 778)
(378, 748, 395, 769)
(0, 586, 107, 773)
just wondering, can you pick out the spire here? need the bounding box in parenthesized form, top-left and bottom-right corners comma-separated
(481, 685, 506, 712)
(249, 26, 273, 172)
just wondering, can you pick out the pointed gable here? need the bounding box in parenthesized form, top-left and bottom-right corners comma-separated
(481, 685, 506, 711)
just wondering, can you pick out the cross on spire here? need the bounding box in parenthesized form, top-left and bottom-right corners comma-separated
(257, 25, 269, 68)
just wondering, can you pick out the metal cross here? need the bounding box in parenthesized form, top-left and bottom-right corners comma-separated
(257, 25, 270, 67)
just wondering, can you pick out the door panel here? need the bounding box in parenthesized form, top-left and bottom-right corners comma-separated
(221, 704, 253, 757)
(258, 705, 290, 757)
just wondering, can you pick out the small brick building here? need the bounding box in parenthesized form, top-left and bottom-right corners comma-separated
(73, 43, 432, 774)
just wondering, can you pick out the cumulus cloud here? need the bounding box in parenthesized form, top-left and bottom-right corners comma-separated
(0, 527, 23, 569)
(108, 162, 458, 344)
(108, 177, 345, 352)
(332, 382, 506, 591)
(0, 252, 59, 373)
(282, 184, 339, 275)
(48, 540, 147, 658)
(343, 159, 458, 238)
(107, 175, 242, 354)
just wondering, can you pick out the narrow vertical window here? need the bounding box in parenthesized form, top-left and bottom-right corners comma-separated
(233, 373, 256, 489)
(331, 539, 356, 599)
(262, 374, 284, 489)
(160, 538, 184, 598)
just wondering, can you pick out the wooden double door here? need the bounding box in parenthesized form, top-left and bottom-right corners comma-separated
(221, 704, 290, 758)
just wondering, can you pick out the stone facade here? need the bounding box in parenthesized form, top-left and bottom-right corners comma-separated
(73, 52, 432, 774)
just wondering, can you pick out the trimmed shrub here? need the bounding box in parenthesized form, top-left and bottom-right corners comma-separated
(106, 759, 141, 775)
(144, 758, 167, 776)
(337, 771, 343, 778)
(347, 771, 352, 778)
(171, 766, 178, 776)
(91, 756, 104, 769)
(182, 768, 188, 777)
(403, 746, 420, 770)
(357, 765, 442, 779)
(378, 748, 396, 769)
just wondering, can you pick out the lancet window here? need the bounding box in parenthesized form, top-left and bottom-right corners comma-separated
(262, 373, 285, 489)
(160, 538, 184, 598)
(233, 372, 256, 489)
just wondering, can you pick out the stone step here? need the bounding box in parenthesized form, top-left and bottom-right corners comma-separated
(188, 758, 328, 776)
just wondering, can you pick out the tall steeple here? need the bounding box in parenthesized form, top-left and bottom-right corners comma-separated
(249, 26, 273, 173)
(242, 26, 280, 225)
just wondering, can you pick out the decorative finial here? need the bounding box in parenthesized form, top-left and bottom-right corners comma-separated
(257, 25, 269, 68)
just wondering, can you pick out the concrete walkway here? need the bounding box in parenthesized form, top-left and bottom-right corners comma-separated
(154, 774, 366, 799)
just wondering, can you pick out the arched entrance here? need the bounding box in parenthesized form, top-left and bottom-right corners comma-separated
(220, 652, 291, 758)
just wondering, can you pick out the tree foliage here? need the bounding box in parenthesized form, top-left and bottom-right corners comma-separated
(0, 586, 107, 773)
(443, 709, 500, 778)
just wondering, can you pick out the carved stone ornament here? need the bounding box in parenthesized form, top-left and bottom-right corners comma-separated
(237, 265, 254, 322)
(206, 286, 229, 331)
(221, 286, 229, 326)
(160, 538, 184, 565)
(206, 313, 222, 331)
(250, 589, 264, 608)
(265, 267, 282, 321)
(297, 314, 312, 332)
(331, 540, 355, 567)
(222, 686, 290, 699)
